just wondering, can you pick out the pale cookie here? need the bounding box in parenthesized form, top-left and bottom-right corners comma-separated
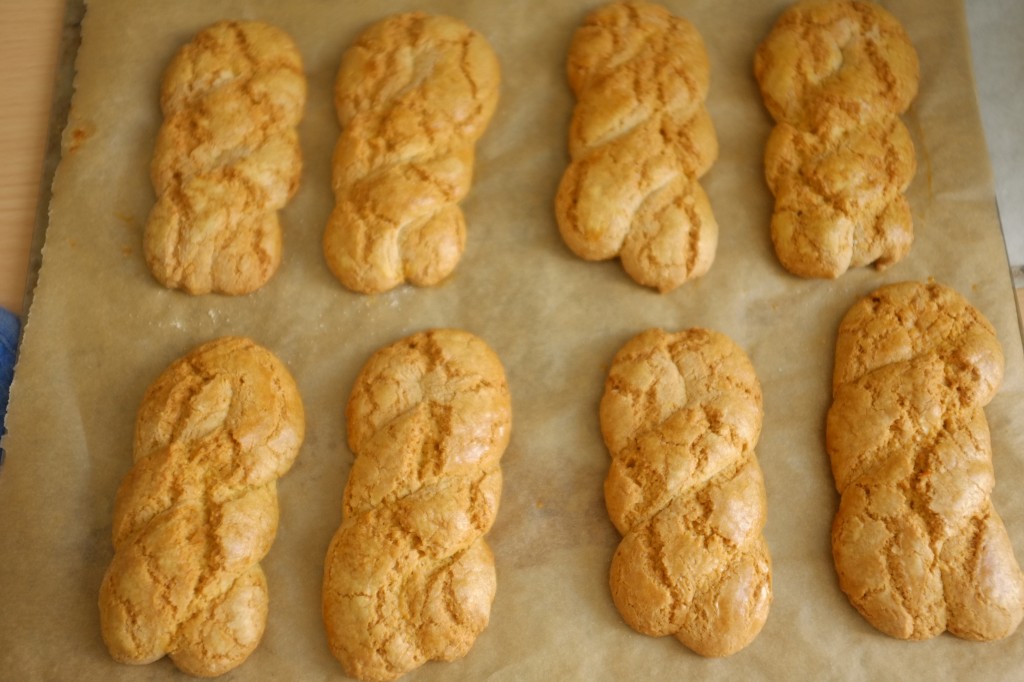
(764, 115, 915, 278)
(555, 1, 719, 293)
(323, 14, 501, 294)
(323, 329, 511, 681)
(98, 337, 305, 676)
(827, 281, 1024, 640)
(143, 21, 306, 295)
(753, 0, 920, 129)
(601, 328, 772, 657)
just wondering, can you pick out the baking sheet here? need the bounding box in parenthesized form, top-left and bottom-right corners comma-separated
(2, 0, 1023, 679)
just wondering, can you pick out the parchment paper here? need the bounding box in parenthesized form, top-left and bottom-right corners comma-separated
(2, 1, 1023, 679)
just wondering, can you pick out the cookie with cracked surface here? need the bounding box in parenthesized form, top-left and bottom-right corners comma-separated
(555, 1, 719, 293)
(601, 328, 772, 657)
(143, 21, 306, 295)
(323, 14, 501, 294)
(764, 115, 916, 278)
(827, 281, 1024, 640)
(323, 329, 511, 681)
(753, 0, 920, 129)
(754, 0, 919, 278)
(98, 336, 305, 676)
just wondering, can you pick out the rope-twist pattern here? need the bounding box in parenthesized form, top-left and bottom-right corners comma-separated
(144, 21, 306, 295)
(98, 337, 305, 676)
(323, 329, 511, 681)
(323, 14, 501, 294)
(555, 1, 719, 293)
(827, 281, 1024, 640)
(754, 0, 920, 278)
(601, 328, 772, 657)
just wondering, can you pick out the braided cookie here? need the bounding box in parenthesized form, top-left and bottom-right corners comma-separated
(601, 328, 771, 657)
(323, 14, 501, 294)
(763, 115, 915, 278)
(98, 337, 305, 676)
(754, 0, 919, 278)
(827, 281, 1024, 640)
(555, 1, 719, 293)
(754, 0, 919, 130)
(323, 329, 511, 681)
(143, 21, 306, 295)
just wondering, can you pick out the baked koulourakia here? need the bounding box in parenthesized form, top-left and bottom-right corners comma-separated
(323, 14, 501, 293)
(827, 281, 1024, 640)
(601, 328, 772, 656)
(754, 0, 920, 278)
(555, 1, 719, 293)
(763, 115, 916, 277)
(144, 21, 306, 295)
(98, 337, 305, 676)
(323, 329, 511, 681)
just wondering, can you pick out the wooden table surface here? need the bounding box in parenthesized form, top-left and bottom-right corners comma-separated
(0, 0, 65, 316)
(0, 1, 1021, 325)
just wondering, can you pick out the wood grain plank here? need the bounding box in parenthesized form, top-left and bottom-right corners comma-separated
(0, 0, 66, 315)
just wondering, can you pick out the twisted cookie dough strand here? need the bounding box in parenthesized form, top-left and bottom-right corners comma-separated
(601, 328, 771, 657)
(99, 337, 305, 676)
(323, 14, 501, 294)
(323, 329, 511, 681)
(754, 0, 920, 278)
(827, 281, 1024, 640)
(763, 115, 916, 278)
(144, 21, 306, 295)
(753, 0, 919, 130)
(555, 1, 719, 293)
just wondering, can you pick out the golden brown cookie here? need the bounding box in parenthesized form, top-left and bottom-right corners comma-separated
(323, 329, 511, 681)
(323, 14, 501, 294)
(143, 21, 306, 295)
(601, 328, 772, 657)
(753, 0, 920, 129)
(764, 116, 916, 278)
(754, 0, 919, 278)
(827, 281, 1024, 640)
(98, 337, 305, 676)
(555, 1, 719, 293)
